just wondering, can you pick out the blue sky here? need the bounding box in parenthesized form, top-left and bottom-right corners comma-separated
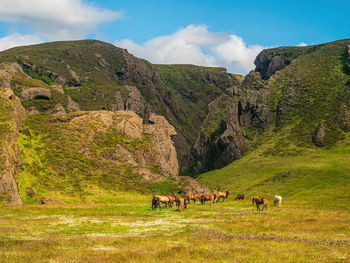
(0, 0, 349, 74)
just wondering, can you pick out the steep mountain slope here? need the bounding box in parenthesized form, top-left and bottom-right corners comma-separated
(0, 58, 212, 204)
(197, 38, 350, 203)
(0, 40, 240, 167)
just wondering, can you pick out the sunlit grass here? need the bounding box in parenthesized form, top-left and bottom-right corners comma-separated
(0, 197, 349, 262)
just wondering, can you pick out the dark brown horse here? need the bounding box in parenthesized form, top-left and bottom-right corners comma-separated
(251, 196, 259, 205)
(201, 194, 214, 205)
(252, 197, 268, 211)
(235, 193, 245, 200)
(152, 196, 161, 210)
(215, 190, 231, 202)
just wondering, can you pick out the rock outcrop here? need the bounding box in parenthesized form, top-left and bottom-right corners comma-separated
(0, 88, 25, 205)
(191, 95, 246, 174)
(254, 46, 310, 80)
(18, 87, 51, 101)
(144, 113, 179, 177)
(312, 124, 326, 147)
(125, 85, 146, 116)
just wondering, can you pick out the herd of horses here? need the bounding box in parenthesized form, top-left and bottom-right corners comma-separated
(152, 190, 283, 211)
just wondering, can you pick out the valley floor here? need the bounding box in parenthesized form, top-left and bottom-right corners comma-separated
(1, 197, 350, 262)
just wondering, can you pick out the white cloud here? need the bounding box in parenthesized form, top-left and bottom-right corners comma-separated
(115, 25, 266, 74)
(0, 0, 122, 39)
(297, 42, 308, 47)
(0, 33, 43, 51)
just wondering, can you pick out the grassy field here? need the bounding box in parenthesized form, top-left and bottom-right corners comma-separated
(0, 194, 349, 262)
(197, 131, 350, 210)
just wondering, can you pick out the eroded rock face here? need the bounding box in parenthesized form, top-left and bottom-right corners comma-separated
(109, 90, 124, 112)
(115, 110, 143, 140)
(0, 88, 25, 205)
(191, 95, 246, 175)
(144, 113, 179, 177)
(18, 87, 51, 101)
(125, 85, 146, 116)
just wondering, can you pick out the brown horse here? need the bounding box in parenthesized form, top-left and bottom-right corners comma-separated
(251, 196, 259, 205)
(177, 196, 187, 211)
(166, 194, 176, 208)
(215, 190, 231, 202)
(201, 194, 214, 205)
(187, 194, 197, 204)
(252, 196, 268, 211)
(155, 195, 172, 208)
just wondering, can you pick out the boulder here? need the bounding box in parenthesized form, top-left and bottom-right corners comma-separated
(312, 124, 326, 147)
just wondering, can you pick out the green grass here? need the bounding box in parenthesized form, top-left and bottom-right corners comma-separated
(17, 111, 186, 204)
(197, 132, 350, 210)
(0, 198, 349, 262)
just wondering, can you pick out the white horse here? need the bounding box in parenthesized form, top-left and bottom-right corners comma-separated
(273, 195, 282, 207)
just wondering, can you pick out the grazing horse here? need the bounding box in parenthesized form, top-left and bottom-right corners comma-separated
(215, 190, 231, 202)
(273, 195, 282, 207)
(187, 194, 197, 204)
(252, 197, 268, 211)
(213, 190, 218, 201)
(251, 196, 259, 205)
(155, 195, 172, 208)
(234, 193, 245, 200)
(152, 196, 161, 210)
(176, 196, 187, 211)
(201, 194, 214, 205)
(166, 194, 176, 208)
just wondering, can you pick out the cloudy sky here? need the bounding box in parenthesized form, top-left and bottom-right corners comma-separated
(0, 0, 349, 74)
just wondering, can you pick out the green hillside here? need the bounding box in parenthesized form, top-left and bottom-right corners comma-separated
(0, 40, 240, 167)
(198, 132, 350, 209)
(197, 39, 350, 207)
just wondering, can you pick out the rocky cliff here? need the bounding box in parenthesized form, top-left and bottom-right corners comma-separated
(190, 38, 350, 174)
(190, 94, 246, 174)
(0, 41, 241, 169)
(0, 63, 25, 204)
